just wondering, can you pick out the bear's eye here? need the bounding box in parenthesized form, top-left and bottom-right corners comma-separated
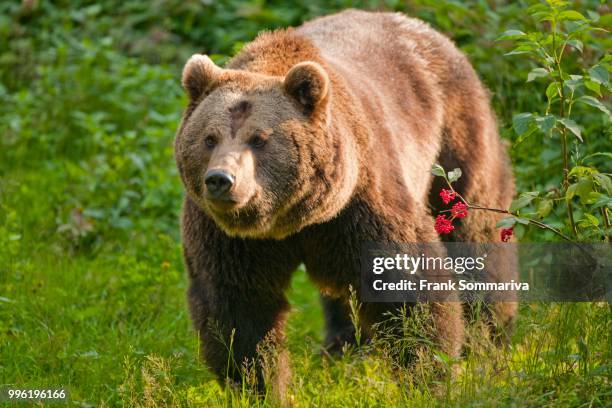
(204, 135, 217, 149)
(249, 134, 267, 149)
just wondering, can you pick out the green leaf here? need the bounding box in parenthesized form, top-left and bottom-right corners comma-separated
(431, 164, 446, 177)
(509, 191, 539, 212)
(513, 223, 526, 239)
(514, 126, 538, 145)
(533, 11, 553, 23)
(504, 50, 530, 57)
(546, 82, 559, 101)
(566, 183, 578, 200)
(586, 10, 600, 22)
(584, 80, 602, 96)
(543, 55, 555, 66)
(581, 153, 612, 164)
(513, 113, 534, 135)
(496, 216, 530, 228)
(577, 96, 610, 115)
(558, 10, 588, 21)
(514, 217, 530, 225)
(593, 173, 612, 194)
(447, 168, 462, 183)
(527, 68, 548, 82)
(582, 192, 602, 205)
(537, 199, 553, 218)
(558, 118, 583, 142)
(527, 3, 549, 15)
(504, 43, 537, 56)
(588, 65, 609, 85)
(568, 166, 594, 178)
(535, 115, 556, 134)
(578, 213, 599, 228)
(565, 77, 583, 92)
(592, 195, 612, 210)
(566, 39, 583, 53)
(576, 178, 593, 203)
(497, 30, 527, 41)
(496, 217, 516, 228)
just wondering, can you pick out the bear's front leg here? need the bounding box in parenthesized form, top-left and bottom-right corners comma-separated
(181, 198, 299, 399)
(321, 295, 362, 354)
(188, 274, 291, 394)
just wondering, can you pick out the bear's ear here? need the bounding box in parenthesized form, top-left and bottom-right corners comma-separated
(181, 54, 222, 101)
(284, 62, 329, 115)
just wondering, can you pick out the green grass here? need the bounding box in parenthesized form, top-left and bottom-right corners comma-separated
(1, 240, 610, 406)
(0, 0, 610, 406)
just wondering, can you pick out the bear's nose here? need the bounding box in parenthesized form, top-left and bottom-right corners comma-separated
(204, 169, 235, 198)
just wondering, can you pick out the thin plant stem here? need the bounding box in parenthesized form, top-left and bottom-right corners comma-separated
(442, 177, 574, 243)
(466, 204, 574, 243)
(440, 176, 598, 264)
(601, 207, 610, 242)
(552, 15, 578, 238)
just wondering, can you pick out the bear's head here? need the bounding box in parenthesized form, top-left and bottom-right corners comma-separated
(174, 54, 359, 239)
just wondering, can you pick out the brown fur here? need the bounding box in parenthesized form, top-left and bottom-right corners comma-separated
(174, 9, 516, 397)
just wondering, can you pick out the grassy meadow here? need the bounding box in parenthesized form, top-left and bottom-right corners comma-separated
(1, 1, 610, 406)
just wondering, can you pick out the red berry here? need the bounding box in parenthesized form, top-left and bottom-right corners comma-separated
(439, 189, 456, 205)
(434, 215, 455, 234)
(451, 202, 468, 218)
(501, 228, 513, 242)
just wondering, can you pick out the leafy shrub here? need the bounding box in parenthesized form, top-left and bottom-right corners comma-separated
(498, 0, 610, 241)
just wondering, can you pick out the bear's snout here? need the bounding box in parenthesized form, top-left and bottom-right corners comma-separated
(204, 169, 235, 198)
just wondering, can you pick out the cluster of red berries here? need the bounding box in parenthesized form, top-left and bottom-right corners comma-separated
(440, 189, 456, 205)
(435, 188, 514, 242)
(435, 189, 468, 235)
(434, 214, 455, 234)
(500, 227, 514, 242)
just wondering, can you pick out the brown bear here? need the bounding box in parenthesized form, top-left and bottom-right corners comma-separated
(174, 9, 515, 396)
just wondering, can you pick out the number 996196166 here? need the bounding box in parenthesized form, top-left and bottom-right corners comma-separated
(2, 387, 67, 402)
